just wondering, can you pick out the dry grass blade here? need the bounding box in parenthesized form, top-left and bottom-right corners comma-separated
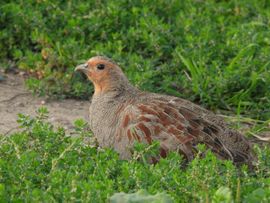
(248, 131, 270, 142)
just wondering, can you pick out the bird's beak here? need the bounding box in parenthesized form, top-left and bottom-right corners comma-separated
(75, 63, 88, 73)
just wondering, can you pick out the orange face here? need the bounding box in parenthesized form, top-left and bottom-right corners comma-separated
(75, 56, 121, 95)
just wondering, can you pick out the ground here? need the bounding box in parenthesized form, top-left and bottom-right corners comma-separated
(0, 72, 89, 135)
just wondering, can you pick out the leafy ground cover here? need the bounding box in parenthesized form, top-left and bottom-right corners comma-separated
(0, 0, 270, 119)
(0, 108, 269, 202)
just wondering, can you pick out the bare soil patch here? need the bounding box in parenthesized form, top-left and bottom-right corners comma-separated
(0, 72, 89, 135)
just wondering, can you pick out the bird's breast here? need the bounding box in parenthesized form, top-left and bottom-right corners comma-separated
(89, 100, 123, 147)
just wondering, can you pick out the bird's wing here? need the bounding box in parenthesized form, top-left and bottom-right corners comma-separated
(117, 98, 235, 162)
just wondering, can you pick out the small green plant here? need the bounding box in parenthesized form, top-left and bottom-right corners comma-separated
(109, 190, 174, 203)
(212, 187, 232, 203)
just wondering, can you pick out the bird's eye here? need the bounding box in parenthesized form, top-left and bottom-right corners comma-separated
(97, 64, 105, 70)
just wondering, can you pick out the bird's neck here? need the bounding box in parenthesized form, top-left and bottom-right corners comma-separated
(93, 76, 138, 97)
(93, 74, 138, 96)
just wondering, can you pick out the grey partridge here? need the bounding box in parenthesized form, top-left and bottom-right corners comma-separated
(75, 56, 256, 166)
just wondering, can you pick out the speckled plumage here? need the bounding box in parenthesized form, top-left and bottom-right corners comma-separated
(75, 56, 256, 167)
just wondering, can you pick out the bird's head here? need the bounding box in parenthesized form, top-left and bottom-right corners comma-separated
(75, 56, 131, 96)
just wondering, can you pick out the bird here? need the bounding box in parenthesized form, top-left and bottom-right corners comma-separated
(75, 56, 256, 167)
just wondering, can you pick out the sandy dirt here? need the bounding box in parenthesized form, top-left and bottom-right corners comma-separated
(0, 72, 89, 135)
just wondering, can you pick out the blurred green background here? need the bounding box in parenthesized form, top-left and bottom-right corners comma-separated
(0, 0, 270, 119)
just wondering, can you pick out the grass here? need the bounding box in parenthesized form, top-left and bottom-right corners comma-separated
(0, 0, 270, 202)
(0, 108, 269, 202)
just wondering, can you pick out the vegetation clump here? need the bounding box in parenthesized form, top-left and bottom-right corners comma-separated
(0, 109, 269, 202)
